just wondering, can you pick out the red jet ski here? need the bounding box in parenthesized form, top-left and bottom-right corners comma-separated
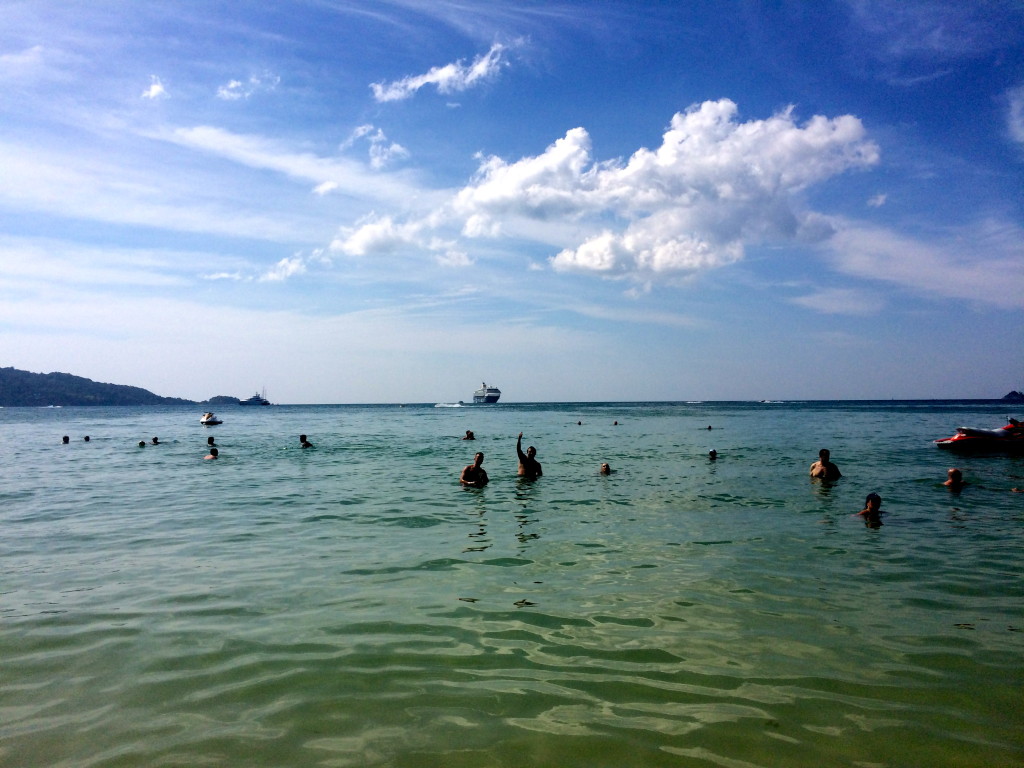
(934, 418, 1024, 452)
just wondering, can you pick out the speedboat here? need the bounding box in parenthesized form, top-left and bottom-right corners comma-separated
(934, 418, 1024, 452)
(473, 382, 501, 404)
(200, 412, 223, 425)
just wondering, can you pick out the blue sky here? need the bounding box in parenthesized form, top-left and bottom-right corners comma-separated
(1, 0, 1022, 403)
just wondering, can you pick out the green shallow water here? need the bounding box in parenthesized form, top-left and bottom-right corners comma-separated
(1, 401, 1022, 767)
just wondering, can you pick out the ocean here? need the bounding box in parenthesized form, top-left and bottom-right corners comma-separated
(2, 400, 1022, 767)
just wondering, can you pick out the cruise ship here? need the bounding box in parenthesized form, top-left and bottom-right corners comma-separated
(472, 383, 501, 404)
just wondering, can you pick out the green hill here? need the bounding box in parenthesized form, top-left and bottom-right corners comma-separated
(0, 367, 196, 406)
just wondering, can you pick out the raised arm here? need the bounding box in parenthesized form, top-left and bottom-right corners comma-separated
(516, 432, 527, 462)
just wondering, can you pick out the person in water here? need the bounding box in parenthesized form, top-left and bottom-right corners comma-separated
(810, 448, 842, 480)
(460, 452, 488, 487)
(516, 432, 542, 479)
(207, 436, 216, 447)
(857, 492, 884, 527)
(599, 462, 612, 475)
(300, 434, 313, 448)
(463, 430, 475, 440)
(151, 437, 160, 445)
(944, 468, 966, 490)
(708, 449, 718, 460)
(138, 441, 146, 448)
(204, 447, 219, 460)
(83, 436, 90, 442)
(62, 435, 70, 444)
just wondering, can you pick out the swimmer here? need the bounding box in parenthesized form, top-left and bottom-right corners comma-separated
(463, 430, 475, 440)
(204, 447, 219, 460)
(516, 432, 542, 479)
(138, 441, 146, 448)
(151, 437, 160, 445)
(708, 449, 717, 460)
(706, 425, 712, 430)
(599, 462, 611, 475)
(299, 434, 313, 448)
(83, 436, 90, 442)
(460, 452, 488, 487)
(810, 448, 841, 480)
(207, 436, 216, 447)
(62, 435, 70, 444)
(856, 492, 884, 527)
(943, 468, 966, 490)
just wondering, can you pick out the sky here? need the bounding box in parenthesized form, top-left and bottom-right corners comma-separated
(1, 0, 1022, 403)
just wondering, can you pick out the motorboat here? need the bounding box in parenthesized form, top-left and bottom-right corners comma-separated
(239, 390, 270, 406)
(200, 412, 223, 425)
(473, 382, 501, 404)
(934, 418, 1024, 452)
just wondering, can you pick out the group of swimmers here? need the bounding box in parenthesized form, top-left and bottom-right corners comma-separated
(60, 433, 313, 460)
(61, 431, 1007, 518)
(460, 432, 544, 487)
(807, 447, 979, 527)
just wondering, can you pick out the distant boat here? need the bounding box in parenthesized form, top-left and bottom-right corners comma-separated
(473, 382, 501, 404)
(239, 390, 270, 406)
(200, 412, 222, 425)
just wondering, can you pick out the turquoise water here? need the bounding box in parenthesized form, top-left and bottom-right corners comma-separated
(2, 401, 1022, 767)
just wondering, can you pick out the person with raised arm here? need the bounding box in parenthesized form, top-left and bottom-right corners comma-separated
(516, 432, 542, 479)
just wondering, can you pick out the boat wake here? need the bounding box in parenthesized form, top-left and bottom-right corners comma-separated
(434, 402, 464, 408)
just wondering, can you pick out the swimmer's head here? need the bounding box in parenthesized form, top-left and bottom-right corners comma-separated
(138, 441, 146, 448)
(864, 492, 881, 510)
(600, 463, 611, 474)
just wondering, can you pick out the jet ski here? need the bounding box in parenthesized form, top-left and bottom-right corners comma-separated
(200, 412, 223, 425)
(934, 418, 1024, 452)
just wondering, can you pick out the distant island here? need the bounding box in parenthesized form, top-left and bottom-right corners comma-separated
(1004, 391, 1024, 402)
(0, 366, 234, 407)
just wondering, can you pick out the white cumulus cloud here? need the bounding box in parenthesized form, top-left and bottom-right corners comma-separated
(371, 43, 510, 102)
(141, 75, 168, 100)
(331, 215, 421, 257)
(341, 99, 875, 283)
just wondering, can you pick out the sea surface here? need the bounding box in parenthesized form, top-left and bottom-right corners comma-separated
(2, 400, 1022, 767)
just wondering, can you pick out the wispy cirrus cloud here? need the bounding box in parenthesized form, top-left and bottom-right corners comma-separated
(216, 71, 280, 100)
(789, 287, 885, 315)
(370, 42, 512, 102)
(1008, 84, 1024, 147)
(822, 217, 1024, 309)
(341, 124, 409, 170)
(161, 125, 421, 204)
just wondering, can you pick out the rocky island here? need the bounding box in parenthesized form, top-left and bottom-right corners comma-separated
(0, 367, 199, 407)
